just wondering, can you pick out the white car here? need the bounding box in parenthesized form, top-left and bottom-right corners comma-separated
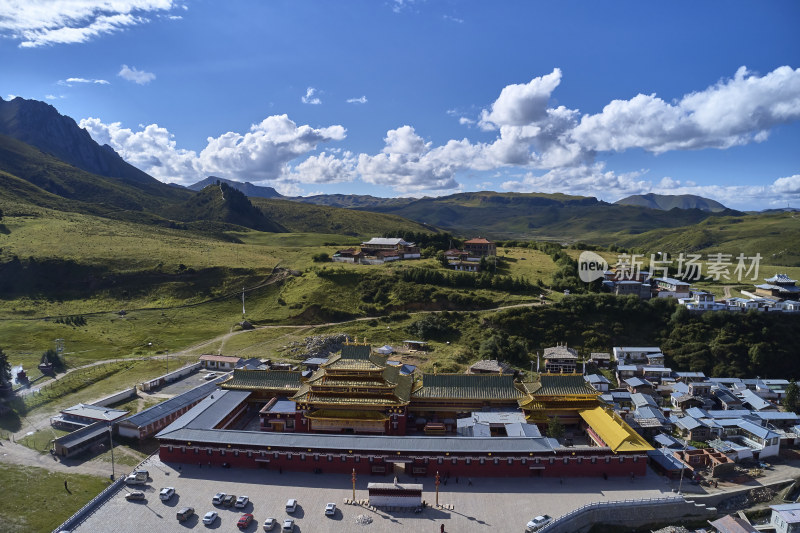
(324, 502, 336, 516)
(235, 495, 249, 508)
(159, 487, 175, 501)
(202, 511, 218, 525)
(281, 518, 295, 532)
(212, 492, 226, 505)
(525, 515, 552, 532)
(285, 499, 297, 513)
(263, 517, 277, 531)
(204, 373, 217, 380)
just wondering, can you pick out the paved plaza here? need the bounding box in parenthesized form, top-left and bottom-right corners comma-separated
(73, 456, 678, 533)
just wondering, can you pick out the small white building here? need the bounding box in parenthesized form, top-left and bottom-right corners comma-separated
(199, 354, 242, 371)
(679, 291, 727, 311)
(612, 347, 662, 364)
(770, 503, 800, 533)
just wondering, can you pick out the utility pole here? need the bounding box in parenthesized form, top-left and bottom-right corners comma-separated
(435, 471, 440, 507)
(242, 287, 246, 318)
(108, 424, 115, 480)
(351, 468, 356, 501)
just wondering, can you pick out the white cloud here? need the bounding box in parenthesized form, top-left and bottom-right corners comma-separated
(80, 117, 203, 183)
(346, 96, 367, 104)
(118, 65, 155, 85)
(479, 69, 563, 129)
(443, 15, 463, 23)
(284, 151, 357, 184)
(58, 77, 109, 86)
(573, 66, 800, 153)
(0, 1, 180, 48)
(44, 94, 65, 100)
(458, 117, 474, 125)
(771, 174, 800, 195)
(80, 114, 347, 185)
(301, 87, 321, 105)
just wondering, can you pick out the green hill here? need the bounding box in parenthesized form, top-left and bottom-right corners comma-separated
(170, 182, 287, 233)
(616, 212, 800, 266)
(615, 193, 728, 212)
(251, 197, 435, 236)
(358, 190, 730, 242)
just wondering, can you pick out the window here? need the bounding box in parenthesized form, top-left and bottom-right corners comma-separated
(300, 453, 305, 460)
(168, 446, 173, 453)
(247, 451, 252, 458)
(619, 457, 624, 463)
(480, 458, 485, 465)
(328, 455, 333, 462)
(451, 458, 457, 465)
(605, 457, 610, 463)
(591, 457, 596, 464)
(287, 453, 292, 460)
(549, 458, 554, 465)
(563, 458, 568, 464)
(438, 458, 443, 465)
(507, 458, 513, 465)
(465, 458, 471, 465)
(220, 450, 225, 456)
(207, 448, 212, 455)
(493, 458, 499, 465)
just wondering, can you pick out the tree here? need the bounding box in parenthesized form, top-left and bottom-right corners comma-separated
(312, 253, 330, 263)
(546, 417, 564, 439)
(436, 251, 448, 268)
(41, 349, 65, 372)
(785, 381, 800, 413)
(0, 347, 11, 384)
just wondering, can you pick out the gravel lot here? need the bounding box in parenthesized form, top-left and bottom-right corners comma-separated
(72, 455, 677, 533)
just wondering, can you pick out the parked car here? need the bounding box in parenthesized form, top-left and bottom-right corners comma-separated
(204, 373, 217, 380)
(176, 507, 195, 522)
(202, 511, 218, 525)
(235, 495, 249, 508)
(133, 468, 149, 478)
(281, 518, 295, 532)
(223, 494, 237, 507)
(324, 502, 336, 516)
(124, 474, 146, 485)
(285, 499, 297, 513)
(125, 491, 145, 501)
(237, 513, 254, 529)
(159, 487, 175, 501)
(263, 517, 277, 531)
(525, 515, 552, 532)
(212, 492, 226, 505)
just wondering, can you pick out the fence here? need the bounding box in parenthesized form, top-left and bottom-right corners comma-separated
(50, 476, 125, 533)
(51, 453, 155, 533)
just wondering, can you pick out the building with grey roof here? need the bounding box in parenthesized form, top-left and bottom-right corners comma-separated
(117, 377, 223, 440)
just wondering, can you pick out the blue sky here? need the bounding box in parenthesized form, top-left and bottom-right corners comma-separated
(1, 1, 799, 209)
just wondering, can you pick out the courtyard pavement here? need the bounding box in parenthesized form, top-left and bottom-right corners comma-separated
(71, 455, 679, 533)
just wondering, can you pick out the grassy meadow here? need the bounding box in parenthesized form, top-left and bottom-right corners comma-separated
(0, 463, 111, 533)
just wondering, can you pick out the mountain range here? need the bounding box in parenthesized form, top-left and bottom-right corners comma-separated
(1, 96, 798, 265)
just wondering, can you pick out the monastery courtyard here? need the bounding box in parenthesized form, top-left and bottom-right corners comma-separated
(73, 455, 679, 533)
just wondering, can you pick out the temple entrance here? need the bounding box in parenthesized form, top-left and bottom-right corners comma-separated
(392, 462, 406, 477)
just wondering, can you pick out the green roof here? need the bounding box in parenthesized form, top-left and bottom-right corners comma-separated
(221, 369, 302, 391)
(525, 374, 599, 396)
(413, 374, 523, 400)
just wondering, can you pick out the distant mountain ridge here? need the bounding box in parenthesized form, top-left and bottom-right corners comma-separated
(188, 176, 283, 199)
(0, 96, 182, 200)
(615, 193, 727, 212)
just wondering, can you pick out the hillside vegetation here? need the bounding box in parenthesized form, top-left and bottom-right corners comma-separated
(617, 212, 800, 266)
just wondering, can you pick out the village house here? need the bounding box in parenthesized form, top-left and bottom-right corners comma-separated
(679, 290, 727, 311)
(589, 352, 611, 368)
(463, 237, 496, 257)
(543, 345, 578, 373)
(755, 274, 800, 300)
(613, 346, 663, 365)
(770, 503, 800, 533)
(584, 374, 611, 393)
(199, 354, 242, 371)
(654, 277, 691, 298)
(360, 237, 420, 260)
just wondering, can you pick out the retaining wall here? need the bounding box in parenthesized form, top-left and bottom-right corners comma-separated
(90, 387, 137, 407)
(538, 496, 717, 533)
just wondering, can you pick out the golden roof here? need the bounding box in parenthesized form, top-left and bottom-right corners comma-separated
(579, 406, 653, 453)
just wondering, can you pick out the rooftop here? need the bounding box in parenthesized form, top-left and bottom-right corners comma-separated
(528, 374, 600, 396)
(122, 378, 222, 428)
(413, 374, 523, 400)
(221, 369, 302, 392)
(199, 354, 242, 363)
(61, 403, 129, 421)
(579, 406, 653, 453)
(543, 345, 578, 359)
(362, 237, 413, 246)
